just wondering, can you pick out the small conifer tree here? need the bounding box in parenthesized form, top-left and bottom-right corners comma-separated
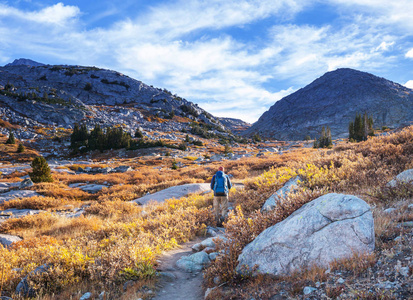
(6, 131, 15, 144)
(313, 126, 332, 148)
(349, 113, 374, 142)
(17, 143, 25, 153)
(135, 128, 144, 139)
(29, 156, 53, 183)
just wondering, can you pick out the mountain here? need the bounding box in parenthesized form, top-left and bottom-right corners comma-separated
(5, 58, 45, 67)
(243, 68, 413, 140)
(218, 117, 251, 135)
(0, 60, 230, 140)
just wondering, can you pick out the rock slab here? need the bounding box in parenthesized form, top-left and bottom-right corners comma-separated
(261, 176, 302, 212)
(131, 183, 211, 205)
(387, 169, 413, 187)
(237, 193, 375, 276)
(0, 233, 22, 247)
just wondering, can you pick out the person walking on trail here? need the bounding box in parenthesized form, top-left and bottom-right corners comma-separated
(210, 166, 232, 226)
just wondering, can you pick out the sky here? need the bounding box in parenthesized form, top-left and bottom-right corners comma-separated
(1, 1, 413, 123)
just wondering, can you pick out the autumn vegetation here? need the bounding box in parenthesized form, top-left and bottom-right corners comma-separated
(0, 126, 412, 298)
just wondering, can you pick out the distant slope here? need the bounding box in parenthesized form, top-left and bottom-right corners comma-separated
(218, 117, 251, 135)
(243, 68, 413, 140)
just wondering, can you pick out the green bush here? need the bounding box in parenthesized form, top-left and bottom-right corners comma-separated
(29, 156, 53, 183)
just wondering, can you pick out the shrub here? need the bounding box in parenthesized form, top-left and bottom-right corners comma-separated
(29, 156, 53, 183)
(135, 128, 144, 138)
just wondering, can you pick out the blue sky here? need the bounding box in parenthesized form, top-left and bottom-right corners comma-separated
(1, 1, 413, 123)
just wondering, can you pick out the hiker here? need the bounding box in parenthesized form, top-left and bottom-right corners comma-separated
(210, 166, 232, 225)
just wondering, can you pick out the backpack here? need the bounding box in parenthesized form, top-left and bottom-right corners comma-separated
(214, 171, 228, 196)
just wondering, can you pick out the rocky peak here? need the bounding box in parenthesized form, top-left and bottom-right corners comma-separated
(5, 58, 45, 67)
(243, 68, 413, 140)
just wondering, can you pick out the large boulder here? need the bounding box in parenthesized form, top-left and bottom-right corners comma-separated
(237, 193, 374, 276)
(261, 176, 302, 212)
(387, 169, 413, 188)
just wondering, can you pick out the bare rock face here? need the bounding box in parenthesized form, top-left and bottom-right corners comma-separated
(237, 193, 374, 276)
(243, 68, 413, 140)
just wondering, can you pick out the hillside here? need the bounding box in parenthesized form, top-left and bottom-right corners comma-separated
(0, 59, 236, 144)
(243, 68, 413, 140)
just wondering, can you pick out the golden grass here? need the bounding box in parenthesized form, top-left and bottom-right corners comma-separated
(34, 182, 91, 200)
(2, 126, 413, 298)
(0, 196, 73, 210)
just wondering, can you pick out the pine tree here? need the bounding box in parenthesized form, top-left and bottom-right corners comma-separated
(5, 131, 15, 144)
(349, 113, 374, 142)
(17, 143, 25, 153)
(29, 156, 53, 183)
(314, 126, 332, 148)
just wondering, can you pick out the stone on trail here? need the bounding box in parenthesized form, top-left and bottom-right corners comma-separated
(176, 251, 211, 273)
(387, 169, 413, 187)
(237, 193, 374, 276)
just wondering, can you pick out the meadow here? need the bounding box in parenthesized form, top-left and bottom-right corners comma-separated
(0, 126, 413, 299)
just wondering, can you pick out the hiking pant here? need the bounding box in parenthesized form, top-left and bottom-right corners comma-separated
(213, 195, 228, 222)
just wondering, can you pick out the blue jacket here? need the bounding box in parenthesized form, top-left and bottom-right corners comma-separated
(210, 170, 232, 196)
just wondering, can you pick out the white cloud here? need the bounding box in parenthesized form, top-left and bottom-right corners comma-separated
(406, 48, 413, 58)
(0, 0, 410, 123)
(375, 41, 394, 52)
(405, 80, 413, 89)
(327, 0, 413, 31)
(0, 3, 80, 26)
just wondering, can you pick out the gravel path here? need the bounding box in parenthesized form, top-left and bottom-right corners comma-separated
(153, 237, 205, 300)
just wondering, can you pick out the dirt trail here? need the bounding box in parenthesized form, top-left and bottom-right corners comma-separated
(153, 237, 205, 300)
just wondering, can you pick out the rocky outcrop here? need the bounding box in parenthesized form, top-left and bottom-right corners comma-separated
(243, 68, 413, 140)
(261, 176, 302, 212)
(237, 193, 374, 276)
